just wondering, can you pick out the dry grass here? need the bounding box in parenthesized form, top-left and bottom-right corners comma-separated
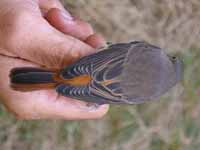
(1, 0, 200, 150)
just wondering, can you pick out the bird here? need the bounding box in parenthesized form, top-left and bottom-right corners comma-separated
(10, 41, 183, 104)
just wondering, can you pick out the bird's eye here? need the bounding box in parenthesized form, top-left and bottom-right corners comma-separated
(172, 56, 177, 60)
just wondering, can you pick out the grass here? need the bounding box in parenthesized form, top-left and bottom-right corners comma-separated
(1, 0, 200, 149)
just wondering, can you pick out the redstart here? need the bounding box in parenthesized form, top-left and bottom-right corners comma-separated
(10, 41, 183, 104)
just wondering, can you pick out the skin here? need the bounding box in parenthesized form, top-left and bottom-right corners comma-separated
(0, 0, 109, 120)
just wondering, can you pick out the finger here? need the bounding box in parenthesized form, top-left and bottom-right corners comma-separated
(5, 16, 96, 69)
(33, 96, 109, 120)
(46, 8, 94, 41)
(39, 0, 66, 14)
(11, 32, 94, 69)
(0, 1, 96, 69)
(85, 34, 107, 49)
(0, 55, 109, 120)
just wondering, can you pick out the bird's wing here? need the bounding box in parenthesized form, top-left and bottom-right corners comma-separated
(56, 50, 129, 104)
(87, 43, 136, 104)
(57, 43, 134, 104)
(60, 43, 131, 79)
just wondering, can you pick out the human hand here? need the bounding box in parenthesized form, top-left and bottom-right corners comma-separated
(0, 0, 109, 120)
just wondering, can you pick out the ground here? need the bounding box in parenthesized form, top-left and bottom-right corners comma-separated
(1, 0, 200, 150)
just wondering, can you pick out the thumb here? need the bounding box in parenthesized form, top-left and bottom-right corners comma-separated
(4, 12, 95, 69)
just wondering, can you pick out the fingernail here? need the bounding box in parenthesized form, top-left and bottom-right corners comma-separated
(86, 103, 101, 108)
(86, 104, 108, 112)
(61, 10, 74, 21)
(99, 104, 109, 110)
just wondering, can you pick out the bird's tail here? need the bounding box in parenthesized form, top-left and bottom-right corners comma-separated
(10, 67, 58, 91)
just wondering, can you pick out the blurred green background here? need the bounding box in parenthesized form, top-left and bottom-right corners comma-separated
(1, 0, 200, 150)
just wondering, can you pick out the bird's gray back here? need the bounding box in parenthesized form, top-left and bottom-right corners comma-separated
(120, 42, 177, 103)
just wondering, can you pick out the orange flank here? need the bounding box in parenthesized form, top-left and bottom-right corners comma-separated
(101, 80, 115, 86)
(101, 79, 120, 87)
(54, 75, 92, 86)
(102, 80, 113, 86)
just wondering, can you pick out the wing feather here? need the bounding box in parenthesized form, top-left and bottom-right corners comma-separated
(57, 42, 141, 104)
